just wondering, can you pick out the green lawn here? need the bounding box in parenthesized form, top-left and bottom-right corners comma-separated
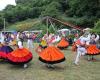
(0, 43, 100, 80)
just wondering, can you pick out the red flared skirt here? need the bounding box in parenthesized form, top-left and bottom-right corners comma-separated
(39, 46, 65, 64)
(7, 48, 33, 64)
(0, 52, 7, 59)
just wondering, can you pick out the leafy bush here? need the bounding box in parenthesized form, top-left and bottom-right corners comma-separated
(92, 20, 100, 34)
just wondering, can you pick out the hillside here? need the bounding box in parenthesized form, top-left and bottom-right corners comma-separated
(5, 17, 100, 34)
(0, 0, 100, 31)
(5, 19, 41, 31)
(5, 17, 83, 31)
(1, 0, 100, 33)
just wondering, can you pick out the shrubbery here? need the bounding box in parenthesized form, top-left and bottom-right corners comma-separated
(92, 20, 100, 34)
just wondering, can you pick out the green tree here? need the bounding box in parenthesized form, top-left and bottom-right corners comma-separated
(67, 0, 100, 17)
(93, 20, 100, 34)
(0, 17, 4, 30)
(41, 1, 61, 17)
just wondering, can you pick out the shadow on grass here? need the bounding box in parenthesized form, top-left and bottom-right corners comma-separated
(7, 62, 33, 70)
(0, 60, 9, 64)
(40, 64, 66, 72)
(84, 56, 100, 62)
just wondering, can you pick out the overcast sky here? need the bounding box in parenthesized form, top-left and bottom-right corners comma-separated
(0, 0, 16, 10)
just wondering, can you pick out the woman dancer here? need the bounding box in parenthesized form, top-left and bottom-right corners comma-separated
(7, 37, 33, 68)
(0, 41, 13, 59)
(57, 37, 69, 50)
(36, 33, 65, 68)
(86, 33, 100, 61)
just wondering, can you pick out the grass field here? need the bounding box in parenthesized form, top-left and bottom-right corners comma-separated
(0, 43, 100, 80)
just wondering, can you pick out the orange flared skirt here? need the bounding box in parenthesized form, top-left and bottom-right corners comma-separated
(39, 46, 65, 64)
(57, 38, 69, 49)
(87, 45, 100, 55)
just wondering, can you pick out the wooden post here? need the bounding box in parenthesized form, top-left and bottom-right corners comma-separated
(46, 17, 49, 36)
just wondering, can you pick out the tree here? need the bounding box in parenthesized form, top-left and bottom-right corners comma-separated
(0, 0, 99, 30)
(67, 0, 100, 17)
(93, 20, 100, 34)
(0, 17, 4, 30)
(41, 1, 61, 17)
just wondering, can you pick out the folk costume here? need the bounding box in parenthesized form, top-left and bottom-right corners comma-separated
(7, 39, 33, 68)
(37, 34, 66, 68)
(86, 34, 100, 60)
(74, 35, 89, 65)
(0, 42, 13, 59)
(57, 37, 69, 50)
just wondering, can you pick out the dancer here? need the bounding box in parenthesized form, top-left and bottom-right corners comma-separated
(7, 38, 33, 68)
(36, 33, 66, 68)
(74, 33, 89, 65)
(57, 37, 69, 50)
(0, 42, 13, 59)
(86, 33, 100, 61)
(72, 42, 77, 52)
(39, 38, 47, 49)
(35, 34, 48, 55)
(72, 35, 79, 52)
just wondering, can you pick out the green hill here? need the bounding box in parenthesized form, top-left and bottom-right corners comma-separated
(0, 0, 99, 30)
(5, 19, 41, 31)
